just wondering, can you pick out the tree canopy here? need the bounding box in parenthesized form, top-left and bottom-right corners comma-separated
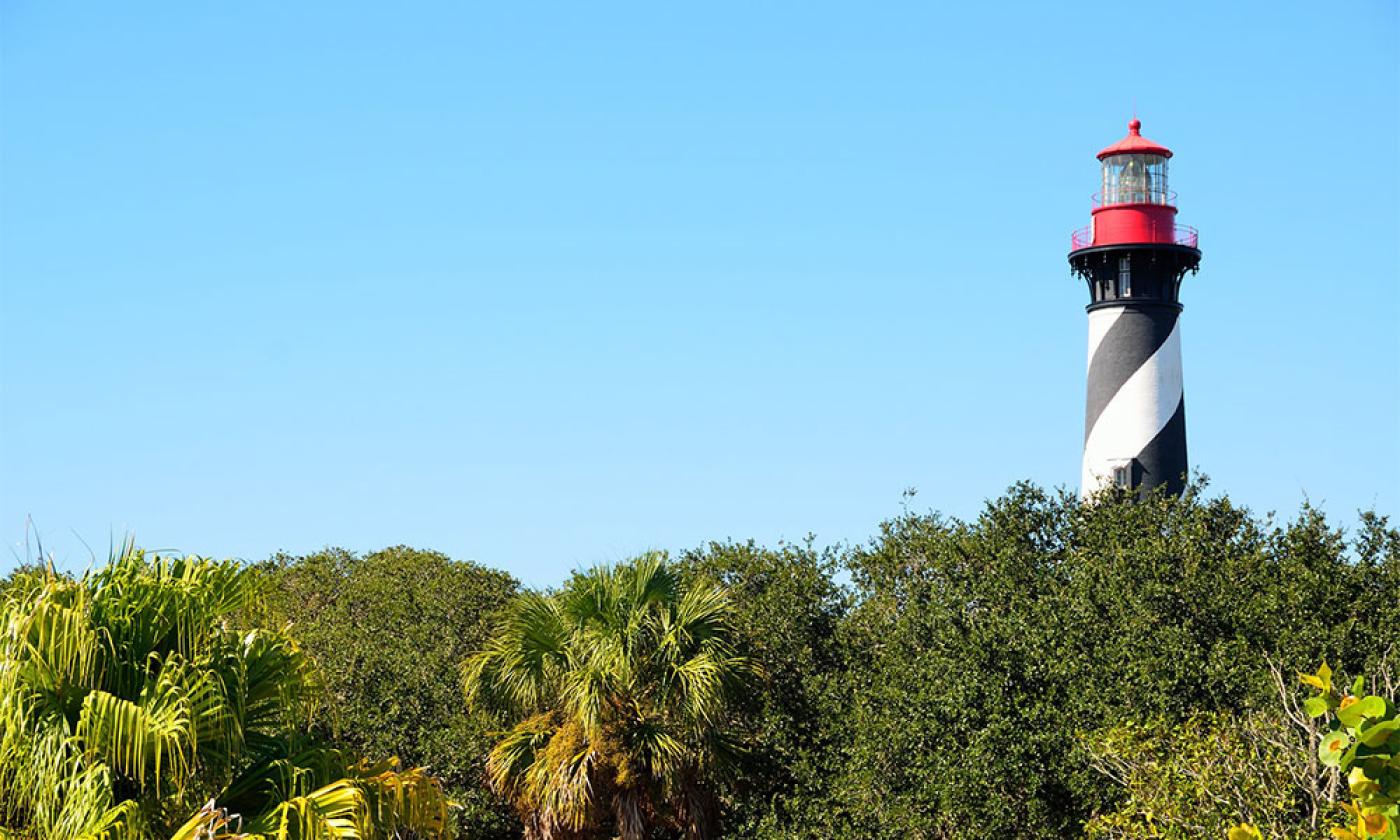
(255, 545, 520, 837)
(760, 484, 1400, 837)
(0, 543, 452, 840)
(463, 553, 754, 840)
(7, 483, 1395, 839)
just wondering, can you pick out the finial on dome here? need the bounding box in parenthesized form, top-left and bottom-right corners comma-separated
(1096, 117, 1172, 159)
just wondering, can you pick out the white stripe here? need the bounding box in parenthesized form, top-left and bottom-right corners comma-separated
(1085, 306, 1124, 369)
(1081, 319, 1183, 495)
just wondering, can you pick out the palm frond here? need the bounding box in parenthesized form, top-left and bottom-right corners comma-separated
(249, 778, 368, 840)
(76, 686, 192, 798)
(672, 584, 732, 647)
(670, 652, 730, 726)
(3, 543, 455, 840)
(236, 630, 319, 740)
(4, 585, 101, 702)
(624, 553, 678, 613)
(348, 757, 455, 839)
(624, 719, 686, 779)
(485, 713, 558, 799)
(463, 593, 568, 716)
(67, 797, 142, 840)
(467, 553, 753, 838)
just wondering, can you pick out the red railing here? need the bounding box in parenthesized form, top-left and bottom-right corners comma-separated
(1069, 224, 1199, 251)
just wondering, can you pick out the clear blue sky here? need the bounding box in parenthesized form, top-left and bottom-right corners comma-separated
(3, 1, 1396, 585)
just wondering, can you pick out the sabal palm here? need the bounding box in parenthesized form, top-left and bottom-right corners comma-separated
(0, 542, 453, 840)
(462, 553, 751, 840)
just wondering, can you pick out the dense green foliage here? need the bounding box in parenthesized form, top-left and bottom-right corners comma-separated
(462, 553, 753, 840)
(0, 545, 452, 840)
(753, 484, 1399, 837)
(674, 540, 846, 836)
(1084, 713, 1320, 839)
(7, 484, 1395, 838)
(256, 546, 519, 837)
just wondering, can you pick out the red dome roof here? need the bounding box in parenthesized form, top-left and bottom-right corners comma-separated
(1097, 118, 1173, 159)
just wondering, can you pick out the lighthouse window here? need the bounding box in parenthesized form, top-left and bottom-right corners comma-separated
(1101, 154, 1169, 205)
(1113, 466, 1130, 488)
(1117, 257, 1132, 297)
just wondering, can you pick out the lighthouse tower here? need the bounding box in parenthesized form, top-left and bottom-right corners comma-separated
(1070, 119, 1201, 498)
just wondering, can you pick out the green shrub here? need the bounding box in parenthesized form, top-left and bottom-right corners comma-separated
(1085, 713, 1318, 839)
(1298, 663, 1399, 839)
(773, 484, 1399, 837)
(0, 546, 453, 839)
(256, 545, 520, 837)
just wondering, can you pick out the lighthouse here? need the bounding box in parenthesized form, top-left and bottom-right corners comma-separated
(1070, 119, 1201, 498)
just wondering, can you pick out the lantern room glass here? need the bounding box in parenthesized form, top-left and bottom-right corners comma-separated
(1100, 154, 1169, 206)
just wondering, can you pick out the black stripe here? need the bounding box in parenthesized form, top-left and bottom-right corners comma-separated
(1084, 306, 1179, 442)
(1135, 396, 1188, 496)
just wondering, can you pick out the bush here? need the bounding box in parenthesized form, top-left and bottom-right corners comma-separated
(256, 545, 520, 837)
(772, 483, 1399, 837)
(1085, 713, 1318, 839)
(677, 539, 848, 836)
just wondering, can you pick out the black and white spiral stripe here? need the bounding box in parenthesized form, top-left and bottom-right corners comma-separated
(1081, 304, 1188, 495)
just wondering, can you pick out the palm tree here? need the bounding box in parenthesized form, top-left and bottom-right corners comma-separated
(462, 553, 753, 840)
(0, 541, 453, 840)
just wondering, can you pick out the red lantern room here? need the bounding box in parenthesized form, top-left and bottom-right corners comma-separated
(1070, 119, 1198, 251)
